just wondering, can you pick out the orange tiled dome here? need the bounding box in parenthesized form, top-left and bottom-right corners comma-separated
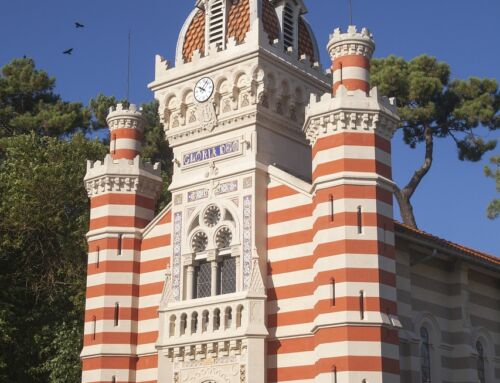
(180, 0, 317, 64)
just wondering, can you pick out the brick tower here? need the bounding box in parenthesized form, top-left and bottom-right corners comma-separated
(81, 104, 162, 383)
(304, 26, 402, 382)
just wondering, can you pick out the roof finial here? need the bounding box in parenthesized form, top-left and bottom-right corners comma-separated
(349, 0, 353, 26)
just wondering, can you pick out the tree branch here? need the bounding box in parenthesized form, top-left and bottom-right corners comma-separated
(402, 124, 434, 201)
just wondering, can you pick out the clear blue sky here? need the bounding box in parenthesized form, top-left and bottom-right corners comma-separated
(1, 0, 499, 255)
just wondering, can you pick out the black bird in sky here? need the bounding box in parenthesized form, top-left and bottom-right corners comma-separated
(63, 48, 73, 55)
(75, 22, 85, 28)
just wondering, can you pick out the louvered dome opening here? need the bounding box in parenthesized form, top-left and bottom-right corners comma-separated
(209, 0, 225, 50)
(283, 3, 295, 50)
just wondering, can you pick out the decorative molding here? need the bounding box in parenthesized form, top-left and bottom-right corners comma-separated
(172, 212, 183, 301)
(174, 194, 183, 205)
(187, 188, 209, 202)
(304, 87, 400, 144)
(243, 177, 252, 189)
(196, 102, 218, 132)
(327, 25, 375, 60)
(106, 103, 146, 133)
(248, 256, 265, 296)
(215, 180, 238, 195)
(242, 195, 252, 289)
(159, 269, 174, 308)
(84, 154, 162, 198)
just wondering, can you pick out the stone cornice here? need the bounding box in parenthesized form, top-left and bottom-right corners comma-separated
(84, 155, 162, 198)
(327, 25, 375, 60)
(107, 103, 145, 133)
(303, 86, 400, 144)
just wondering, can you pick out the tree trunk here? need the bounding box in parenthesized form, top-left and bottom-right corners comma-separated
(394, 125, 434, 229)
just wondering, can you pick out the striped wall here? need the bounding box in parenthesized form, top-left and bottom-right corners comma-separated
(136, 209, 172, 383)
(396, 246, 500, 383)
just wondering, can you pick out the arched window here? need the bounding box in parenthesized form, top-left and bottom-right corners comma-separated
(420, 327, 431, 383)
(283, 3, 295, 50)
(476, 341, 486, 383)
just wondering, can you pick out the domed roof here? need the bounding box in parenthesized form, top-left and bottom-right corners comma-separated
(178, 0, 319, 65)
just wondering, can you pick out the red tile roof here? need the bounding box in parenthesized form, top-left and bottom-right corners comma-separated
(262, 0, 280, 44)
(183, 10, 206, 63)
(227, 0, 250, 44)
(298, 17, 316, 63)
(395, 222, 500, 267)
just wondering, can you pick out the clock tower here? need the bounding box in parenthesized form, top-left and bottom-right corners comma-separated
(149, 0, 328, 382)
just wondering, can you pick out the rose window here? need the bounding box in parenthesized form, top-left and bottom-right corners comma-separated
(216, 227, 232, 249)
(203, 205, 221, 227)
(191, 231, 208, 252)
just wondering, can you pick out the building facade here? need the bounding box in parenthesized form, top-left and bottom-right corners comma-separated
(81, 1, 500, 382)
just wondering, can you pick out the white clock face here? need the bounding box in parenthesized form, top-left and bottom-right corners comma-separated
(194, 77, 214, 103)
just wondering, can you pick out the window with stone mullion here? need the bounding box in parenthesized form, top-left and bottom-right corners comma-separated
(195, 261, 212, 298)
(218, 256, 236, 295)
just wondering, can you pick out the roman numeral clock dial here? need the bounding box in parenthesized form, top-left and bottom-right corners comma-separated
(194, 77, 215, 103)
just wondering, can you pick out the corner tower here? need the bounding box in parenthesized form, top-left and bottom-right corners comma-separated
(81, 104, 162, 383)
(304, 26, 401, 382)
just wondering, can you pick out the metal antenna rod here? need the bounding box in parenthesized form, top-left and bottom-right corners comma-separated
(126, 30, 131, 101)
(349, 0, 353, 25)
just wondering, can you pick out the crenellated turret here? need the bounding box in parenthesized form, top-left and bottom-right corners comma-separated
(81, 104, 162, 383)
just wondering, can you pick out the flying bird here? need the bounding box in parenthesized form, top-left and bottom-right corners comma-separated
(63, 48, 73, 55)
(75, 22, 85, 28)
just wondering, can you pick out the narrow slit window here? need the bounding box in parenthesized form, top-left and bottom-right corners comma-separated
(96, 246, 100, 269)
(357, 206, 363, 234)
(329, 195, 335, 222)
(112, 376, 116, 383)
(117, 234, 123, 256)
(332, 366, 337, 383)
(331, 279, 336, 306)
(359, 291, 365, 320)
(283, 3, 295, 50)
(111, 134, 117, 154)
(340, 63, 343, 84)
(114, 303, 119, 326)
(92, 316, 97, 341)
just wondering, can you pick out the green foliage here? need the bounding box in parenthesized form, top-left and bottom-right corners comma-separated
(371, 55, 498, 155)
(0, 58, 90, 137)
(0, 133, 107, 382)
(484, 156, 500, 219)
(371, 55, 499, 226)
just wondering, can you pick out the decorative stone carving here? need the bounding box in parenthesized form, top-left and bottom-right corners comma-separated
(242, 196, 252, 289)
(248, 256, 265, 296)
(173, 212, 183, 301)
(159, 269, 174, 308)
(196, 102, 218, 131)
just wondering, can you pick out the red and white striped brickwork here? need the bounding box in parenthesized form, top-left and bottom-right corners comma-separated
(265, 26, 401, 383)
(82, 104, 164, 383)
(328, 25, 375, 95)
(108, 104, 144, 160)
